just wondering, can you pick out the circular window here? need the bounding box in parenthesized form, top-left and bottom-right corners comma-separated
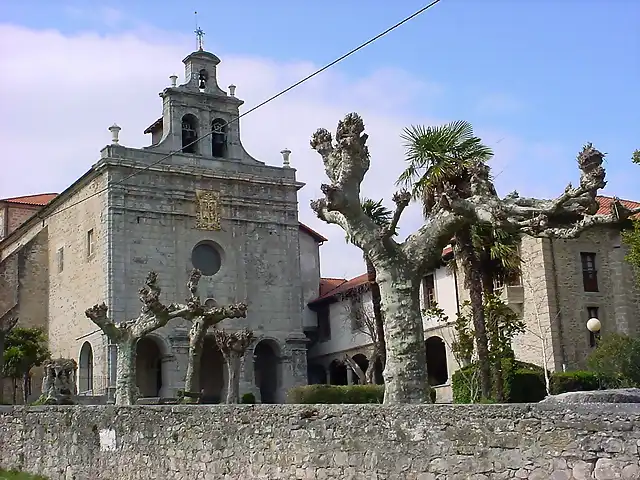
(191, 242, 222, 276)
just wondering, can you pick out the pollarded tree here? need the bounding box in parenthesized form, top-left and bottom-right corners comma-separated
(85, 271, 222, 405)
(213, 328, 255, 404)
(182, 270, 248, 403)
(309, 112, 640, 404)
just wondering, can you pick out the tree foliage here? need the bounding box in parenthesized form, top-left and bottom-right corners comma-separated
(2, 327, 50, 404)
(586, 333, 640, 387)
(622, 220, 640, 285)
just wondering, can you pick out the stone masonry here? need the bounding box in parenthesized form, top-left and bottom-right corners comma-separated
(0, 404, 638, 479)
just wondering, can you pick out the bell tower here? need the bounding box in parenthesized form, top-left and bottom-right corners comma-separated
(142, 23, 262, 164)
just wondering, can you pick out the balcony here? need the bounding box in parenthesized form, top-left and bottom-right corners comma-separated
(496, 285, 524, 306)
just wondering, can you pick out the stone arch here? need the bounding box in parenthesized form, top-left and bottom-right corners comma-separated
(425, 336, 448, 386)
(78, 341, 93, 394)
(254, 338, 281, 404)
(181, 113, 198, 154)
(351, 353, 369, 385)
(211, 118, 227, 158)
(329, 359, 348, 386)
(136, 334, 171, 398)
(200, 334, 225, 404)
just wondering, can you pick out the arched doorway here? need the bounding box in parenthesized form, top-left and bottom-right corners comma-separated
(307, 363, 327, 384)
(78, 342, 93, 393)
(425, 336, 448, 386)
(200, 335, 225, 404)
(254, 340, 280, 404)
(329, 359, 348, 385)
(351, 354, 369, 385)
(136, 337, 163, 397)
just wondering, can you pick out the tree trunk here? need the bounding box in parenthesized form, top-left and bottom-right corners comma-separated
(12, 378, 17, 404)
(365, 256, 386, 372)
(0, 333, 4, 403)
(22, 372, 29, 404)
(184, 319, 207, 403)
(115, 337, 138, 406)
(456, 228, 492, 400)
(378, 269, 428, 403)
(225, 352, 241, 404)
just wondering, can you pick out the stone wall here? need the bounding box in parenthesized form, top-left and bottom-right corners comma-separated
(0, 404, 638, 479)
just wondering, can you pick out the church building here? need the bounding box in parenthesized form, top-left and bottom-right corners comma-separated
(0, 45, 327, 404)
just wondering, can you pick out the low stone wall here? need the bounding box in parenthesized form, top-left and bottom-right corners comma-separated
(0, 404, 638, 479)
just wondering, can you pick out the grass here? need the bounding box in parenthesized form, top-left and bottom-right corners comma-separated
(0, 470, 48, 480)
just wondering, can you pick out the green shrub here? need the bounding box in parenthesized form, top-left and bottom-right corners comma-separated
(587, 333, 640, 387)
(0, 470, 49, 480)
(549, 370, 621, 395)
(452, 360, 547, 403)
(241, 393, 256, 404)
(288, 384, 384, 404)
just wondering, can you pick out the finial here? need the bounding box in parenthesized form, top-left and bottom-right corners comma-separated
(228, 84, 236, 97)
(281, 148, 291, 168)
(169, 75, 178, 87)
(194, 11, 205, 51)
(109, 124, 121, 145)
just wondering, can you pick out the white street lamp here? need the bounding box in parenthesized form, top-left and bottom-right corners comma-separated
(586, 317, 601, 333)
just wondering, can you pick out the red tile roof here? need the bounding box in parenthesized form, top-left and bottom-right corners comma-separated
(596, 195, 640, 218)
(319, 277, 347, 296)
(1, 193, 58, 206)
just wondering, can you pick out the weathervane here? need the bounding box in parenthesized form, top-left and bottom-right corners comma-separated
(194, 11, 205, 51)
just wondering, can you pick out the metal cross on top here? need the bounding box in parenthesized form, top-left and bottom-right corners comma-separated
(194, 11, 205, 51)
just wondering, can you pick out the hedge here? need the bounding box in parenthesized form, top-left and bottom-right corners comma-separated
(452, 359, 547, 403)
(549, 370, 621, 395)
(288, 384, 438, 404)
(288, 384, 384, 404)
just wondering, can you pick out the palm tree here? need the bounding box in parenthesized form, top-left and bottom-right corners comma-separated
(360, 198, 394, 382)
(398, 120, 495, 399)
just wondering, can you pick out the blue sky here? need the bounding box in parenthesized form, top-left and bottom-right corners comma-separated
(1, 1, 638, 277)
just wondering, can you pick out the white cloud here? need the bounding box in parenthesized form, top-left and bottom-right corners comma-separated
(0, 21, 621, 281)
(0, 23, 443, 279)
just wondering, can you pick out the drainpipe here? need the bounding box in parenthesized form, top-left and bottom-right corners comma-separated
(548, 238, 567, 371)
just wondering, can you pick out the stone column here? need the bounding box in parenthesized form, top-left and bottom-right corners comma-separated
(239, 350, 257, 400)
(168, 327, 190, 398)
(281, 336, 309, 401)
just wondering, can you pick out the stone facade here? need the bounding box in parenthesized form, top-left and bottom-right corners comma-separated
(0, 47, 325, 404)
(0, 403, 638, 479)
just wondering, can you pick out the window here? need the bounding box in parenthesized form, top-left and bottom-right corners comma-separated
(86, 229, 94, 257)
(423, 274, 436, 309)
(587, 306, 600, 347)
(317, 305, 331, 342)
(580, 252, 598, 292)
(57, 247, 64, 273)
(191, 242, 222, 276)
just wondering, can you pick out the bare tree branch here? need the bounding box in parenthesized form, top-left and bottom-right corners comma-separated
(384, 191, 411, 241)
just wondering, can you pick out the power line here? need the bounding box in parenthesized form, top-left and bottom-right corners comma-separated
(47, 0, 443, 219)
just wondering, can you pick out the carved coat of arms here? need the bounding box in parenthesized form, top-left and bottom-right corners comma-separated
(195, 189, 221, 230)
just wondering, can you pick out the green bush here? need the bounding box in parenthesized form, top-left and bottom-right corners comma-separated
(0, 470, 48, 480)
(549, 370, 621, 395)
(587, 333, 640, 387)
(241, 393, 256, 404)
(452, 360, 547, 403)
(288, 384, 384, 404)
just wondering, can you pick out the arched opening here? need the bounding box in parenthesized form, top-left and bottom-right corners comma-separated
(328, 359, 348, 386)
(198, 69, 209, 90)
(307, 363, 327, 384)
(425, 336, 448, 386)
(200, 335, 225, 404)
(136, 337, 163, 397)
(211, 118, 227, 158)
(254, 340, 280, 404)
(78, 342, 93, 393)
(351, 354, 369, 385)
(373, 357, 384, 385)
(181, 114, 198, 154)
